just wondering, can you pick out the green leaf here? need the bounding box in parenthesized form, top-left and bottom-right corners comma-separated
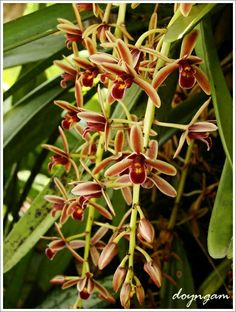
(4, 34, 66, 68)
(3, 77, 69, 167)
(207, 158, 233, 259)
(3, 174, 59, 273)
(3, 4, 93, 51)
(160, 238, 197, 308)
(37, 275, 114, 308)
(195, 19, 233, 168)
(164, 4, 216, 43)
(198, 259, 231, 296)
(227, 238, 233, 259)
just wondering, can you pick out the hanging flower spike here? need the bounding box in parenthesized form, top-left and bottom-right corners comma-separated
(153, 29, 211, 95)
(54, 60, 77, 88)
(105, 126, 176, 197)
(90, 39, 161, 107)
(174, 98, 218, 158)
(57, 18, 83, 49)
(42, 127, 71, 172)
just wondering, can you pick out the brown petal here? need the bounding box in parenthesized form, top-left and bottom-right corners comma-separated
(193, 66, 211, 95)
(173, 131, 188, 158)
(54, 100, 79, 112)
(146, 159, 177, 176)
(42, 144, 67, 157)
(189, 121, 217, 132)
(62, 278, 80, 289)
(138, 218, 155, 244)
(91, 227, 109, 245)
(53, 60, 76, 76)
(101, 62, 125, 76)
(98, 242, 118, 270)
(120, 282, 131, 308)
(180, 29, 199, 58)
(90, 246, 100, 266)
(93, 280, 115, 304)
(152, 63, 179, 89)
(114, 130, 124, 154)
(44, 195, 65, 204)
(89, 52, 118, 64)
(73, 56, 92, 69)
(57, 23, 81, 35)
(117, 39, 133, 66)
(146, 140, 158, 160)
(90, 201, 113, 220)
(71, 182, 101, 196)
(59, 126, 69, 154)
(148, 175, 177, 197)
(93, 155, 116, 175)
(68, 240, 85, 249)
(113, 266, 127, 292)
(135, 76, 161, 107)
(75, 80, 83, 107)
(130, 125, 143, 154)
(121, 187, 132, 206)
(77, 111, 106, 123)
(105, 159, 133, 177)
(84, 37, 96, 55)
(144, 260, 162, 288)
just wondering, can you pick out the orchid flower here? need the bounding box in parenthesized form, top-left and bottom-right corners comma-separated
(54, 59, 77, 88)
(153, 29, 211, 95)
(174, 98, 218, 158)
(73, 37, 101, 87)
(57, 18, 83, 49)
(77, 85, 111, 149)
(42, 127, 71, 172)
(105, 125, 177, 197)
(54, 81, 83, 130)
(90, 38, 161, 107)
(58, 272, 115, 303)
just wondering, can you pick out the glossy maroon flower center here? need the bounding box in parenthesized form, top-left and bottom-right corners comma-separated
(62, 112, 79, 129)
(178, 60, 196, 89)
(129, 154, 146, 184)
(81, 68, 99, 87)
(80, 287, 90, 300)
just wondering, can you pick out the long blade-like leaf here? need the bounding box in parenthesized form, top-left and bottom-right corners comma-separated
(195, 19, 232, 168)
(207, 159, 233, 259)
(164, 4, 216, 43)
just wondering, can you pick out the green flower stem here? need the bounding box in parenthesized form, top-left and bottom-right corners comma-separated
(168, 141, 194, 230)
(135, 28, 167, 48)
(110, 118, 141, 125)
(79, 1, 127, 295)
(66, 232, 85, 241)
(125, 184, 140, 283)
(154, 120, 188, 130)
(93, 221, 117, 230)
(135, 245, 152, 262)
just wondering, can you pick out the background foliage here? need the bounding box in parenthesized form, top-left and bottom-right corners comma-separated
(3, 2, 233, 309)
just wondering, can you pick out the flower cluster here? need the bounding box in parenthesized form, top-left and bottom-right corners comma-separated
(42, 3, 217, 309)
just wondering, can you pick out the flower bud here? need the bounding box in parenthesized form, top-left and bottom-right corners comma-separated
(138, 218, 155, 243)
(136, 283, 145, 305)
(144, 260, 162, 288)
(50, 275, 66, 285)
(98, 242, 118, 270)
(120, 282, 131, 308)
(112, 266, 127, 292)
